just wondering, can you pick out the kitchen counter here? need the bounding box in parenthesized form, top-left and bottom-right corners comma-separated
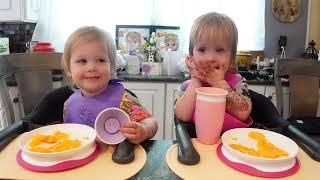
(4, 72, 288, 86)
(117, 72, 288, 86)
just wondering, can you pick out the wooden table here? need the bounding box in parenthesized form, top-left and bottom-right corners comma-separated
(1, 136, 319, 180)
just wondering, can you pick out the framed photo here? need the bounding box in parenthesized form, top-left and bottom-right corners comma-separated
(115, 25, 151, 54)
(152, 26, 180, 51)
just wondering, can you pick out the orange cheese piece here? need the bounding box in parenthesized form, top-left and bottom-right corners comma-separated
(29, 131, 82, 153)
(229, 131, 289, 159)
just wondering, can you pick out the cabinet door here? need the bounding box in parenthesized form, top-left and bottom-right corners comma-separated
(8, 86, 24, 122)
(123, 82, 165, 140)
(24, 0, 40, 22)
(0, 0, 22, 21)
(0, 109, 7, 130)
(248, 85, 265, 95)
(0, 0, 39, 22)
(165, 83, 180, 140)
(265, 85, 290, 119)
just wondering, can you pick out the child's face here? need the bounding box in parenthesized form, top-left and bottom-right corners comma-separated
(126, 37, 141, 51)
(67, 39, 111, 96)
(192, 35, 231, 74)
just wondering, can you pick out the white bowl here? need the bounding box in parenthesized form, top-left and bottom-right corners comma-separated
(19, 123, 96, 162)
(221, 128, 298, 167)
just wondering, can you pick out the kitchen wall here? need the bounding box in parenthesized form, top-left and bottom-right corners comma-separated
(0, 23, 36, 53)
(264, 0, 309, 58)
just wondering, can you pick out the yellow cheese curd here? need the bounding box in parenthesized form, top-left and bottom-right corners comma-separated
(229, 131, 289, 159)
(29, 131, 82, 153)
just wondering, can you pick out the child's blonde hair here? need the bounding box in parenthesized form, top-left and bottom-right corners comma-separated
(189, 12, 238, 73)
(62, 26, 116, 85)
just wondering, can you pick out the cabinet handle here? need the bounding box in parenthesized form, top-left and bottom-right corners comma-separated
(13, 97, 19, 103)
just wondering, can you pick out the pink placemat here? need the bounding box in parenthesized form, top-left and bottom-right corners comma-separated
(16, 143, 100, 172)
(216, 143, 300, 178)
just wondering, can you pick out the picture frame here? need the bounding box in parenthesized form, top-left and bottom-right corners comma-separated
(115, 25, 151, 54)
(152, 26, 180, 51)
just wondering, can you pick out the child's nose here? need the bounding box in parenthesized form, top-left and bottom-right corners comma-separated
(87, 62, 97, 72)
(206, 53, 216, 62)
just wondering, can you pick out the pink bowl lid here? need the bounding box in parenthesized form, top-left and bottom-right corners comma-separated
(94, 108, 130, 145)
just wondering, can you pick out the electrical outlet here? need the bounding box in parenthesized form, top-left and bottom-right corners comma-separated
(278, 35, 287, 52)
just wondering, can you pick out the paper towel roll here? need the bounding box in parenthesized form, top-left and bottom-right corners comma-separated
(162, 51, 181, 75)
(125, 55, 140, 75)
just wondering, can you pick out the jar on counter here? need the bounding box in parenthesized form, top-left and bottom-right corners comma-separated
(125, 55, 140, 75)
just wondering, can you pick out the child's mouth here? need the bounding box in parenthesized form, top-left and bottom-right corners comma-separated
(85, 76, 100, 79)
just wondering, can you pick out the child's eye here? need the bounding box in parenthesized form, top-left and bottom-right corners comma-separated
(77, 59, 87, 64)
(97, 58, 106, 63)
(216, 48, 225, 53)
(197, 47, 206, 53)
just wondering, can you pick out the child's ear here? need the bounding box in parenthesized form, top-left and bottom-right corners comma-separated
(64, 67, 72, 77)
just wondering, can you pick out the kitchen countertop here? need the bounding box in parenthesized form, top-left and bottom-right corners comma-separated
(117, 72, 288, 86)
(4, 72, 287, 86)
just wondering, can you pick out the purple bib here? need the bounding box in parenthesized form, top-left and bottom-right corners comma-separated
(65, 81, 125, 128)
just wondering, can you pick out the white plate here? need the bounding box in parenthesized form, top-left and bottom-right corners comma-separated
(221, 128, 298, 167)
(19, 123, 96, 162)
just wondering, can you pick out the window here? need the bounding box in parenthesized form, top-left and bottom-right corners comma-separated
(34, 0, 265, 52)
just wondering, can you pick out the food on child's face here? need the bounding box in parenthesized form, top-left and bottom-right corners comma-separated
(28, 131, 82, 153)
(229, 131, 289, 159)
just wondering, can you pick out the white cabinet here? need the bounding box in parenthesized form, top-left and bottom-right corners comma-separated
(123, 82, 165, 140)
(265, 85, 290, 119)
(248, 85, 265, 95)
(0, 109, 6, 130)
(0, 0, 40, 22)
(249, 84, 290, 119)
(0, 93, 7, 130)
(8, 86, 24, 122)
(165, 83, 180, 140)
(0, 86, 25, 128)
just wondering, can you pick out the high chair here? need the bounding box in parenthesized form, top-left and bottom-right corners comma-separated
(275, 58, 320, 134)
(174, 89, 320, 165)
(0, 53, 136, 164)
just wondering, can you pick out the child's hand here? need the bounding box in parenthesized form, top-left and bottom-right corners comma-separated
(194, 61, 226, 86)
(120, 121, 146, 144)
(185, 56, 206, 83)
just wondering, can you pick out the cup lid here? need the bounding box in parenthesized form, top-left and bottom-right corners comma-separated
(95, 108, 130, 145)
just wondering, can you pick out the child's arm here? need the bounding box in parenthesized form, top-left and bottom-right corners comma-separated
(213, 79, 252, 121)
(175, 56, 203, 122)
(119, 92, 158, 144)
(174, 78, 202, 122)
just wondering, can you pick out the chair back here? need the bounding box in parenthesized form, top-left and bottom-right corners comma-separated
(274, 58, 320, 118)
(0, 53, 67, 128)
